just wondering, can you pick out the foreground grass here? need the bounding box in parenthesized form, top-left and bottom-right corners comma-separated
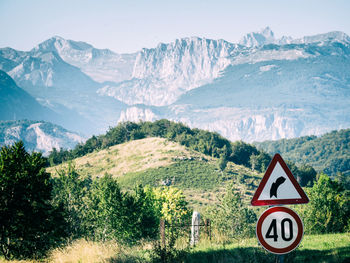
(187, 233, 350, 263)
(1, 233, 348, 263)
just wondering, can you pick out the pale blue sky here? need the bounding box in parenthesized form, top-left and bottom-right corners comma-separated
(0, 0, 349, 53)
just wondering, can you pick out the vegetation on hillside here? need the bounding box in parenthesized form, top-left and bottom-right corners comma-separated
(48, 120, 268, 171)
(255, 128, 350, 178)
(48, 120, 316, 187)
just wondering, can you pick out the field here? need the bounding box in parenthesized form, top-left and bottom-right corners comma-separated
(0, 233, 348, 263)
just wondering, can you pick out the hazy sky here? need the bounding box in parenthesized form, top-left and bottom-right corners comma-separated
(1, 0, 349, 53)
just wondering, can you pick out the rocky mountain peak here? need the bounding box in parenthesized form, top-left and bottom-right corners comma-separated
(31, 36, 93, 54)
(239, 26, 276, 47)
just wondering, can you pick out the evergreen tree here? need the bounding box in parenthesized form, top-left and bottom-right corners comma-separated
(0, 142, 64, 259)
(218, 153, 228, 175)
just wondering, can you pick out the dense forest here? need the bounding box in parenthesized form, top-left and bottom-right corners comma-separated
(48, 119, 316, 186)
(255, 129, 350, 177)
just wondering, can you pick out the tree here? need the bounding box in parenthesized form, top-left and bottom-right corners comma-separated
(218, 153, 228, 175)
(206, 183, 256, 241)
(85, 175, 158, 244)
(296, 164, 317, 187)
(230, 141, 259, 167)
(298, 173, 349, 234)
(153, 187, 191, 225)
(51, 163, 92, 239)
(0, 142, 64, 259)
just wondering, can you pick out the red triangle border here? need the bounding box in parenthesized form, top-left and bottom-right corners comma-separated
(251, 153, 309, 206)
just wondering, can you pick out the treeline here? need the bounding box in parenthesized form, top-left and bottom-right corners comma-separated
(255, 128, 350, 178)
(48, 120, 235, 165)
(48, 119, 316, 186)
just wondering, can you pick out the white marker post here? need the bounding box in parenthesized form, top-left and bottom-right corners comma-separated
(191, 211, 200, 246)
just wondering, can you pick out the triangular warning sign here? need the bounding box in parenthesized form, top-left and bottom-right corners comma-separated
(251, 153, 309, 206)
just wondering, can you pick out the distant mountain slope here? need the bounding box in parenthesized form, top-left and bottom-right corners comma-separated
(99, 37, 237, 106)
(1, 28, 350, 141)
(0, 120, 85, 156)
(0, 69, 58, 121)
(255, 129, 350, 176)
(0, 69, 94, 133)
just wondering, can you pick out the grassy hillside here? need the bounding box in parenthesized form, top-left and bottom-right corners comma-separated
(48, 137, 262, 209)
(255, 128, 350, 177)
(48, 137, 200, 178)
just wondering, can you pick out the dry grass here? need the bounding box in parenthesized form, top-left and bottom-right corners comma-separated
(49, 239, 117, 263)
(48, 137, 202, 178)
(0, 240, 147, 263)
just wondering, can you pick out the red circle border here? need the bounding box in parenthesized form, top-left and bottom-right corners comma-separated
(256, 206, 304, 254)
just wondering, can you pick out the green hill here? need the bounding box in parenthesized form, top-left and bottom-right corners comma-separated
(48, 120, 320, 199)
(254, 129, 350, 177)
(48, 137, 262, 209)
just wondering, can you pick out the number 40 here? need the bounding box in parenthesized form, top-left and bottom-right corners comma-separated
(265, 218, 293, 242)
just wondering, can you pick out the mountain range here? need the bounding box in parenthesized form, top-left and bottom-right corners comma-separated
(1, 27, 350, 149)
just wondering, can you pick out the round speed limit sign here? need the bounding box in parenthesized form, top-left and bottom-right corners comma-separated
(256, 206, 303, 254)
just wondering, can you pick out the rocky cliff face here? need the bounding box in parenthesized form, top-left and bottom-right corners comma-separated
(118, 30, 350, 141)
(98, 37, 236, 106)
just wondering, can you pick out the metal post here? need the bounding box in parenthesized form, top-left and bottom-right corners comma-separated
(160, 219, 165, 248)
(275, 255, 284, 263)
(205, 219, 211, 240)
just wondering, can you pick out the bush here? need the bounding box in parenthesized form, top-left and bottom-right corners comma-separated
(0, 142, 65, 259)
(206, 183, 256, 241)
(298, 173, 349, 234)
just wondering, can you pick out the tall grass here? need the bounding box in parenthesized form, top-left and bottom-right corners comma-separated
(49, 239, 117, 263)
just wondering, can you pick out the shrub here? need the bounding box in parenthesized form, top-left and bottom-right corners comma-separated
(298, 173, 349, 234)
(206, 183, 257, 242)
